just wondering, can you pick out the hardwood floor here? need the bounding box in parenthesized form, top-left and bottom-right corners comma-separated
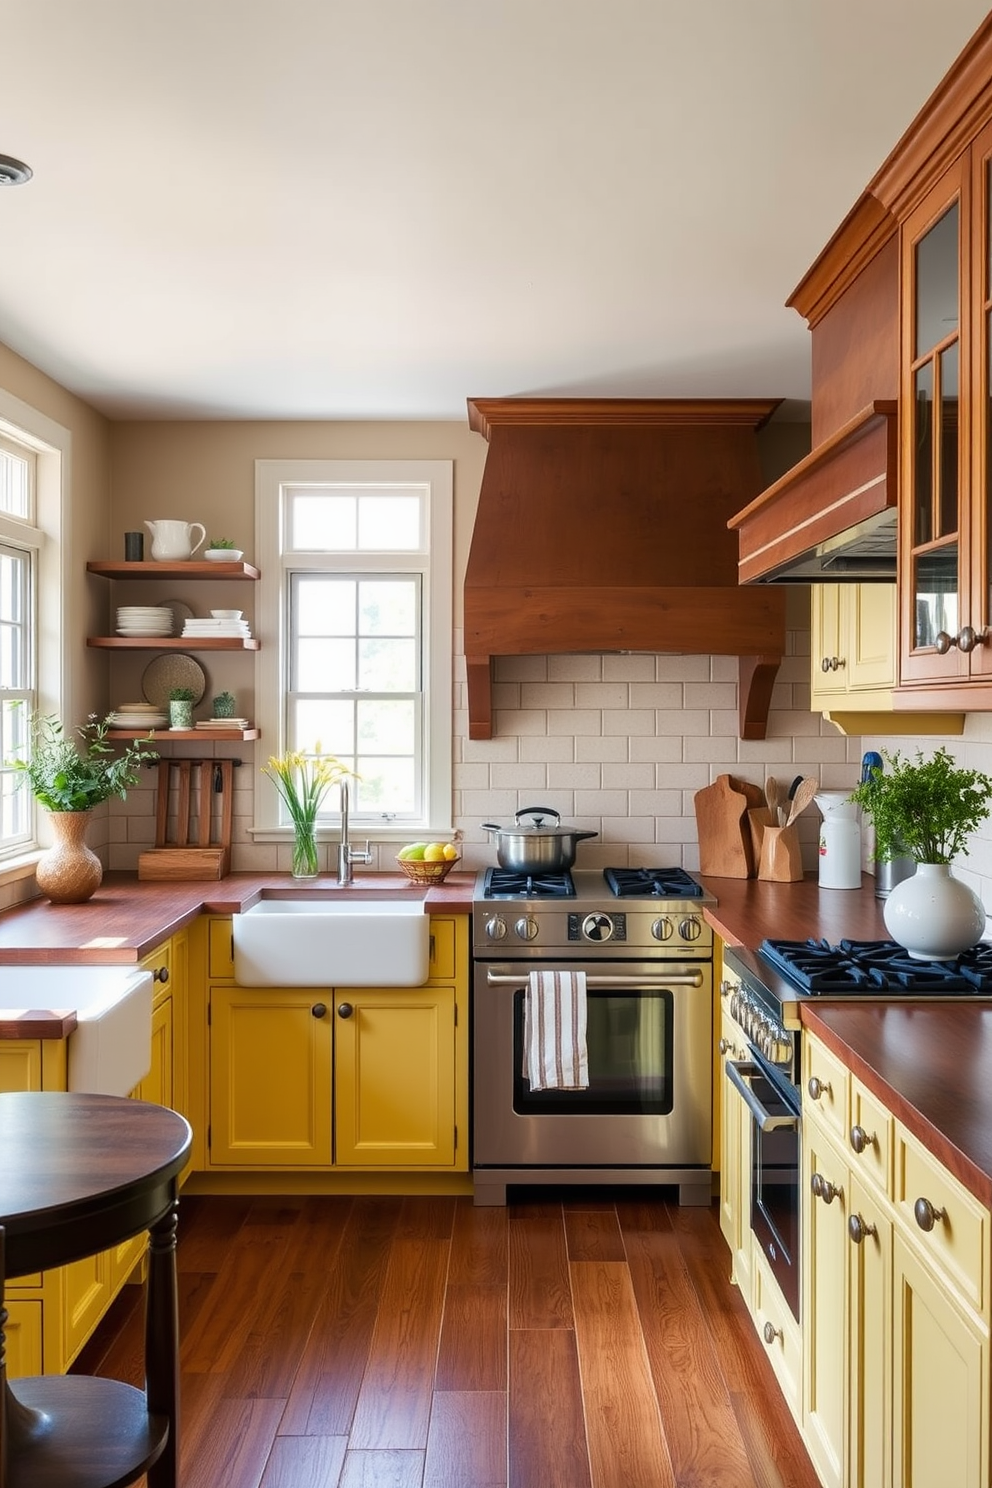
(73, 1189, 821, 1488)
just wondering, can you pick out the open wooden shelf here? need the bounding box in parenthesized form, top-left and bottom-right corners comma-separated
(87, 559, 259, 580)
(107, 727, 259, 741)
(87, 636, 260, 650)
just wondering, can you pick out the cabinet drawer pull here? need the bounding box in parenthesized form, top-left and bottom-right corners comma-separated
(311, 1002, 328, 1019)
(153, 965, 169, 984)
(762, 1320, 782, 1345)
(336, 1002, 354, 1019)
(849, 1124, 875, 1154)
(913, 1196, 947, 1232)
(810, 1171, 841, 1205)
(848, 1213, 876, 1245)
(807, 1075, 831, 1102)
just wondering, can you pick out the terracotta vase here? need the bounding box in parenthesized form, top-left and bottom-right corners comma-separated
(36, 810, 103, 904)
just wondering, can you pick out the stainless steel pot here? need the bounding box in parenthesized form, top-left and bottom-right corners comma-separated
(481, 807, 598, 872)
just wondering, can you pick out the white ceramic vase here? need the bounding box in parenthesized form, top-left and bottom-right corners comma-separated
(882, 862, 987, 961)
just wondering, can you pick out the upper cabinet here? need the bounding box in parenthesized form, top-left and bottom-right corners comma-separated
(898, 123, 992, 697)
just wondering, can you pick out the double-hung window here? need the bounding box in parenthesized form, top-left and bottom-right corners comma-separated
(0, 432, 39, 855)
(255, 459, 452, 838)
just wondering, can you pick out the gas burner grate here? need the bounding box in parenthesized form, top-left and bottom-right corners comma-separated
(760, 937, 992, 993)
(482, 868, 576, 898)
(605, 866, 704, 899)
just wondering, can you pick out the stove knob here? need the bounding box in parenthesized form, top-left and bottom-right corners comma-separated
(484, 916, 508, 942)
(651, 916, 674, 942)
(678, 916, 702, 942)
(581, 913, 614, 943)
(514, 916, 540, 942)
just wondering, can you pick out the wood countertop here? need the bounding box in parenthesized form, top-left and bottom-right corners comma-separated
(698, 870, 890, 948)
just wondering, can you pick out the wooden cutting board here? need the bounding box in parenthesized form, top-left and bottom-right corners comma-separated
(693, 774, 752, 878)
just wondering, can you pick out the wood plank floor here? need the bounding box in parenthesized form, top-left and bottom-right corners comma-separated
(72, 1190, 822, 1488)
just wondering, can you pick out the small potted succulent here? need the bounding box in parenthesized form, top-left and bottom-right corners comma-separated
(212, 690, 237, 719)
(204, 536, 244, 562)
(168, 686, 196, 731)
(849, 746, 992, 960)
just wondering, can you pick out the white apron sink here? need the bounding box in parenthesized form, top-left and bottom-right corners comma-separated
(0, 965, 153, 1096)
(233, 897, 430, 987)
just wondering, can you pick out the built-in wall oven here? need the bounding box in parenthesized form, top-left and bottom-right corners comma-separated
(472, 866, 715, 1207)
(721, 935, 992, 1325)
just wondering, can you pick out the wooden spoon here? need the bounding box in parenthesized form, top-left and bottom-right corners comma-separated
(764, 776, 782, 820)
(787, 776, 819, 825)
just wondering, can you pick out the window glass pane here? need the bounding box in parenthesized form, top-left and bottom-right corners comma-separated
(939, 342, 959, 539)
(294, 700, 355, 759)
(357, 495, 420, 550)
(357, 698, 415, 755)
(0, 447, 29, 520)
(358, 638, 416, 691)
(0, 549, 28, 690)
(296, 578, 355, 635)
(289, 493, 357, 550)
(356, 756, 416, 814)
(914, 362, 934, 546)
(359, 579, 416, 636)
(297, 638, 355, 692)
(915, 202, 958, 358)
(913, 546, 958, 648)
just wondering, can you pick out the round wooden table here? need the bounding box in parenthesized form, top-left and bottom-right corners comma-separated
(0, 1091, 192, 1488)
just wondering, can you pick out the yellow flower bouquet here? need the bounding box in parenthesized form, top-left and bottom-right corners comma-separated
(262, 748, 353, 879)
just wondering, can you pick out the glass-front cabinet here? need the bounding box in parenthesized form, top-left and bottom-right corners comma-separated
(900, 123, 992, 687)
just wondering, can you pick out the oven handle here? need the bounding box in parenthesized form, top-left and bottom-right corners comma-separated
(725, 1058, 799, 1131)
(485, 970, 704, 989)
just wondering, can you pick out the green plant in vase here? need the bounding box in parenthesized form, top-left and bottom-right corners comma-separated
(168, 686, 196, 731)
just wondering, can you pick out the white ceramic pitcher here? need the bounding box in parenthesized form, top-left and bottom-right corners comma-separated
(145, 519, 206, 562)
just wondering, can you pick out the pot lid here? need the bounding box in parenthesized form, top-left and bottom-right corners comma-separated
(482, 808, 597, 838)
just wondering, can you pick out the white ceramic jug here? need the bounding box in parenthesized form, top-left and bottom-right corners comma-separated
(145, 519, 206, 562)
(815, 792, 862, 890)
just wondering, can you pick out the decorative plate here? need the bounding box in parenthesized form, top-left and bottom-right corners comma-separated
(141, 653, 206, 710)
(157, 598, 196, 636)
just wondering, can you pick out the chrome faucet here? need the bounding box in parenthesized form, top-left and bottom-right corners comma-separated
(337, 779, 372, 885)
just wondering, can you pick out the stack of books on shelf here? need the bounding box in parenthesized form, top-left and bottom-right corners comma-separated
(182, 617, 253, 639)
(195, 717, 250, 730)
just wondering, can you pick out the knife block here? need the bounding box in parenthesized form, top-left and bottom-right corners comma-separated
(758, 824, 803, 882)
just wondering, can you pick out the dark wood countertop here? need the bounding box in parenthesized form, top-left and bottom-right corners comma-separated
(699, 870, 890, 947)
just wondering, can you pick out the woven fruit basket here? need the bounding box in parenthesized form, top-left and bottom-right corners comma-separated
(395, 855, 460, 884)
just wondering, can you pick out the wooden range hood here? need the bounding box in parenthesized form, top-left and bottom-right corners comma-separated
(463, 398, 788, 741)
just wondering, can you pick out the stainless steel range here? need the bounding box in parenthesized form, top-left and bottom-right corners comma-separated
(472, 865, 717, 1207)
(720, 936, 992, 1321)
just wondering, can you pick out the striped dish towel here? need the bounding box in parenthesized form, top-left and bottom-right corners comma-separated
(523, 970, 589, 1090)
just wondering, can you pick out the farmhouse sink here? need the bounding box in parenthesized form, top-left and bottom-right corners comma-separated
(0, 965, 153, 1096)
(233, 898, 430, 988)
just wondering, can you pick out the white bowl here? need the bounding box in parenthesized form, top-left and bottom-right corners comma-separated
(210, 609, 242, 620)
(205, 549, 244, 562)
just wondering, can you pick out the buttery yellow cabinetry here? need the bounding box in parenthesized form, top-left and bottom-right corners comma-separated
(203, 912, 468, 1173)
(802, 1029, 990, 1488)
(717, 1000, 752, 1309)
(0, 934, 184, 1378)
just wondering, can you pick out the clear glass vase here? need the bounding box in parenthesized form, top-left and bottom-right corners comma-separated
(291, 822, 320, 880)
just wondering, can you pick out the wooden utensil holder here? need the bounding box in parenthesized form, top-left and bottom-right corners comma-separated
(758, 823, 803, 882)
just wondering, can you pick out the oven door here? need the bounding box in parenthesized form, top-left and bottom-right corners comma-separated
(473, 960, 712, 1168)
(726, 1055, 801, 1320)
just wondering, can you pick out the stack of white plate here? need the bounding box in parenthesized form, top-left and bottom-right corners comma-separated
(107, 701, 169, 729)
(116, 606, 173, 637)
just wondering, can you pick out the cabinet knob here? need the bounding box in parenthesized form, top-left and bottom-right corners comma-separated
(849, 1124, 875, 1154)
(336, 1002, 354, 1019)
(807, 1075, 831, 1102)
(311, 1002, 328, 1018)
(718, 1037, 731, 1055)
(810, 1171, 841, 1205)
(848, 1213, 877, 1245)
(153, 965, 169, 984)
(820, 655, 845, 673)
(935, 626, 988, 655)
(762, 1320, 782, 1345)
(913, 1196, 946, 1232)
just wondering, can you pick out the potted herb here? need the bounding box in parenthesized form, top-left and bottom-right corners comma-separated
(212, 690, 237, 719)
(849, 747, 992, 959)
(204, 536, 244, 561)
(168, 686, 196, 731)
(10, 713, 158, 903)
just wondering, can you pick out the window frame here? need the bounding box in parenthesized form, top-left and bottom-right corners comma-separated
(253, 458, 453, 841)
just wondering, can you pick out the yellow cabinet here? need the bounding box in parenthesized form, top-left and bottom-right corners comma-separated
(811, 584, 895, 703)
(801, 1030, 990, 1488)
(208, 986, 332, 1166)
(717, 1003, 752, 1309)
(334, 984, 457, 1167)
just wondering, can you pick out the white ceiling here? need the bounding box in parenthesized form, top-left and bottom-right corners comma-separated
(1, 1, 990, 422)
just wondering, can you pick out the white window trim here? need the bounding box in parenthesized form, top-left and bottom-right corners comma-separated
(0, 387, 70, 866)
(253, 458, 453, 842)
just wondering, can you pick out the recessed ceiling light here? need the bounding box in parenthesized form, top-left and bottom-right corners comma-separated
(0, 155, 32, 186)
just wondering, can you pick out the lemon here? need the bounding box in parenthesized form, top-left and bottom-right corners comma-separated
(398, 843, 427, 861)
(423, 843, 446, 862)
(442, 843, 459, 861)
